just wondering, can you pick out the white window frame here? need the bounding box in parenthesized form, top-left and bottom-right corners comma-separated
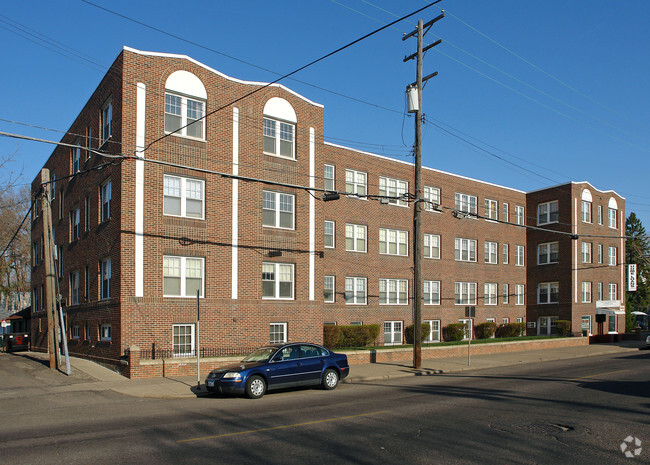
(71, 325, 80, 340)
(379, 176, 408, 207)
(345, 169, 367, 197)
(455, 282, 477, 305)
(503, 203, 509, 223)
(379, 278, 408, 305)
(423, 186, 441, 211)
(324, 220, 335, 248)
(608, 208, 617, 229)
(100, 179, 111, 222)
(165, 92, 205, 140)
(163, 175, 205, 219)
(455, 238, 477, 262)
(581, 200, 592, 223)
(515, 245, 525, 266)
(424, 319, 440, 343)
(101, 99, 112, 145)
(484, 283, 497, 305)
(503, 283, 509, 304)
(455, 193, 477, 216)
(345, 277, 367, 305)
(538, 242, 558, 265)
(515, 205, 525, 225)
(100, 324, 112, 341)
(424, 234, 440, 259)
(262, 262, 294, 300)
(515, 284, 525, 305)
(598, 282, 603, 301)
(597, 205, 603, 225)
(503, 243, 509, 264)
(608, 246, 617, 266)
(484, 199, 498, 221)
(537, 200, 559, 225)
(424, 280, 440, 305)
(581, 242, 592, 264)
(581, 281, 592, 303)
(172, 324, 195, 358)
(163, 256, 205, 298)
(346, 224, 367, 253)
(72, 140, 81, 174)
(597, 244, 602, 264)
(485, 241, 498, 264)
(270, 322, 288, 344)
(538, 282, 559, 304)
(324, 275, 335, 303)
(324, 164, 335, 191)
(384, 321, 403, 346)
(608, 283, 617, 300)
(262, 190, 295, 230)
(100, 258, 111, 300)
(263, 117, 295, 159)
(379, 228, 408, 256)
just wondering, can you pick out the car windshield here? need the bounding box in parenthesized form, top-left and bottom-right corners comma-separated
(241, 347, 277, 363)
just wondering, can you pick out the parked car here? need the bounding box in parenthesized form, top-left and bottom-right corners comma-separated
(205, 343, 349, 399)
(641, 335, 650, 350)
(3, 333, 29, 352)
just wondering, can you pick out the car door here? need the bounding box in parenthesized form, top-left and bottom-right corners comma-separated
(266, 345, 302, 388)
(296, 344, 325, 385)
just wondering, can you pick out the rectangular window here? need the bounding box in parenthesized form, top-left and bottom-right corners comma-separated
(538, 282, 559, 304)
(379, 176, 408, 206)
(581, 200, 592, 223)
(71, 326, 80, 340)
(85, 324, 91, 340)
(345, 169, 367, 197)
(454, 238, 477, 262)
(324, 275, 335, 303)
(100, 324, 112, 341)
(503, 243, 509, 264)
(538, 242, 559, 265)
(515, 205, 525, 225)
(484, 241, 498, 264)
(71, 208, 80, 241)
(423, 186, 440, 211)
(172, 324, 195, 357)
(503, 283, 509, 304)
(581, 282, 592, 303)
(424, 320, 440, 343)
(163, 175, 205, 219)
(59, 190, 64, 220)
(324, 221, 335, 248)
(100, 179, 111, 222)
(163, 256, 205, 298)
(455, 282, 477, 305)
(324, 164, 335, 191)
(516, 245, 525, 266)
(33, 241, 40, 266)
(384, 321, 403, 346)
(85, 266, 90, 301)
(379, 279, 408, 305)
(345, 277, 367, 305)
(85, 125, 92, 160)
(608, 283, 617, 300)
(538, 200, 559, 225)
(424, 280, 440, 305)
(581, 242, 592, 263)
(455, 193, 477, 216)
(70, 271, 80, 305)
(515, 284, 525, 305)
(262, 263, 294, 300)
(608, 208, 617, 229)
(262, 191, 295, 229)
(598, 205, 603, 225)
(598, 282, 603, 300)
(346, 224, 367, 252)
(379, 228, 407, 256)
(100, 258, 111, 300)
(263, 118, 294, 158)
(424, 234, 440, 259)
(597, 244, 602, 264)
(608, 315, 617, 333)
(85, 196, 91, 231)
(484, 283, 497, 305)
(608, 246, 617, 266)
(270, 323, 288, 344)
(503, 203, 509, 223)
(502, 318, 510, 325)
(101, 99, 112, 144)
(484, 199, 498, 220)
(72, 140, 81, 173)
(165, 93, 205, 139)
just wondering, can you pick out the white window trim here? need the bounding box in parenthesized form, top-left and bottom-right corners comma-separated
(503, 283, 509, 304)
(165, 92, 206, 141)
(455, 238, 477, 262)
(345, 224, 367, 253)
(263, 117, 295, 159)
(515, 245, 525, 266)
(324, 164, 335, 191)
(581, 281, 592, 303)
(608, 246, 617, 266)
(262, 262, 294, 300)
(345, 277, 367, 305)
(424, 280, 441, 305)
(101, 99, 112, 145)
(379, 176, 409, 207)
(484, 283, 497, 305)
(455, 193, 478, 216)
(502, 243, 509, 264)
(485, 241, 498, 264)
(379, 278, 409, 305)
(538, 282, 559, 304)
(324, 275, 335, 303)
(100, 258, 111, 300)
(424, 233, 440, 259)
(423, 186, 441, 212)
(262, 190, 295, 230)
(270, 322, 288, 344)
(383, 320, 403, 346)
(515, 205, 525, 225)
(537, 200, 559, 225)
(71, 326, 80, 340)
(100, 179, 112, 223)
(163, 255, 206, 298)
(163, 175, 205, 220)
(484, 199, 498, 221)
(172, 324, 195, 358)
(515, 284, 525, 306)
(455, 282, 477, 305)
(538, 242, 558, 265)
(344, 169, 367, 199)
(423, 319, 440, 342)
(581, 242, 592, 264)
(324, 220, 335, 248)
(100, 324, 112, 341)
(379, 228, 408, 256)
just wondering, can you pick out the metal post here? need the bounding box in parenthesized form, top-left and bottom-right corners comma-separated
(196, 289, 200, 390)
(468, 318, 472, 366)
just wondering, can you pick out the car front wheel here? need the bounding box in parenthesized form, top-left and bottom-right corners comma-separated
(322, 369, 339, 390)
(246, 375, 266, 399)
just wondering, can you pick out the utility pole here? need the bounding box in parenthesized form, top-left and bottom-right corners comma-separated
(403, 11, 444, 369)
(40, 168, 61, 370)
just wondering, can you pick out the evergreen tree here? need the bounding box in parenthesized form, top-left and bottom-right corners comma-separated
(626, 212, 650, 330)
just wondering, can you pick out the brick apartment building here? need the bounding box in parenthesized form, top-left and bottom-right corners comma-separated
(30, 47, 625, 376)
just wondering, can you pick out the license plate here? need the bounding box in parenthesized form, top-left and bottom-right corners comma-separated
(207, 380, 214, 387)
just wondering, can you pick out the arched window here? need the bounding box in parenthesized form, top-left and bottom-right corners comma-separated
(263, 97, 296, 159)
(607, 197, 618, 229)
(164, 71, 207, 140)
(581, 189, 592, 223)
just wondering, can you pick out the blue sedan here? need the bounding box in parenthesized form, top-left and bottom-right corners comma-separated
(205, 343, 349, 399)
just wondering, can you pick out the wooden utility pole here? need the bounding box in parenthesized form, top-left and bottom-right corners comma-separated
(40, 168, 61, 370)
(403, 12, 444, 369)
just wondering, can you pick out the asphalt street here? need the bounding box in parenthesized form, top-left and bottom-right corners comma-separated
(0, 349, 647, 464)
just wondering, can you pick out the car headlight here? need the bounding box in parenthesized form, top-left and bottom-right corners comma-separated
(223, 372, 242, 379)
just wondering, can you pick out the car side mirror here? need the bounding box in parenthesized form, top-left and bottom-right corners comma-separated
(272, 354, 282, 362)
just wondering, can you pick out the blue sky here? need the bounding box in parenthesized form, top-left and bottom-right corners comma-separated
(1, 0, 649, 230)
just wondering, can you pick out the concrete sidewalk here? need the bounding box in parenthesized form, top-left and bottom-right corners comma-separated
(20, 341, 645, 399)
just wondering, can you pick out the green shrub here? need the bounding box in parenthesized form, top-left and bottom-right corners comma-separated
(474, 322, 497, 339)
(324, 324, 380, 349)
(495, 322, 525, 338)
(443, 323, 466, 342)
(556, 320, 571, 337)
(404, 323, 431, 344)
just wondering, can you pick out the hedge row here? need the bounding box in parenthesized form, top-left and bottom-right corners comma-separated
(323, 324, 380, 349)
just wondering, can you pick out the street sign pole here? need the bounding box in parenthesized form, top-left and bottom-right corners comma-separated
(465, 306, 475, 366)
(196, 289, 200, 390)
